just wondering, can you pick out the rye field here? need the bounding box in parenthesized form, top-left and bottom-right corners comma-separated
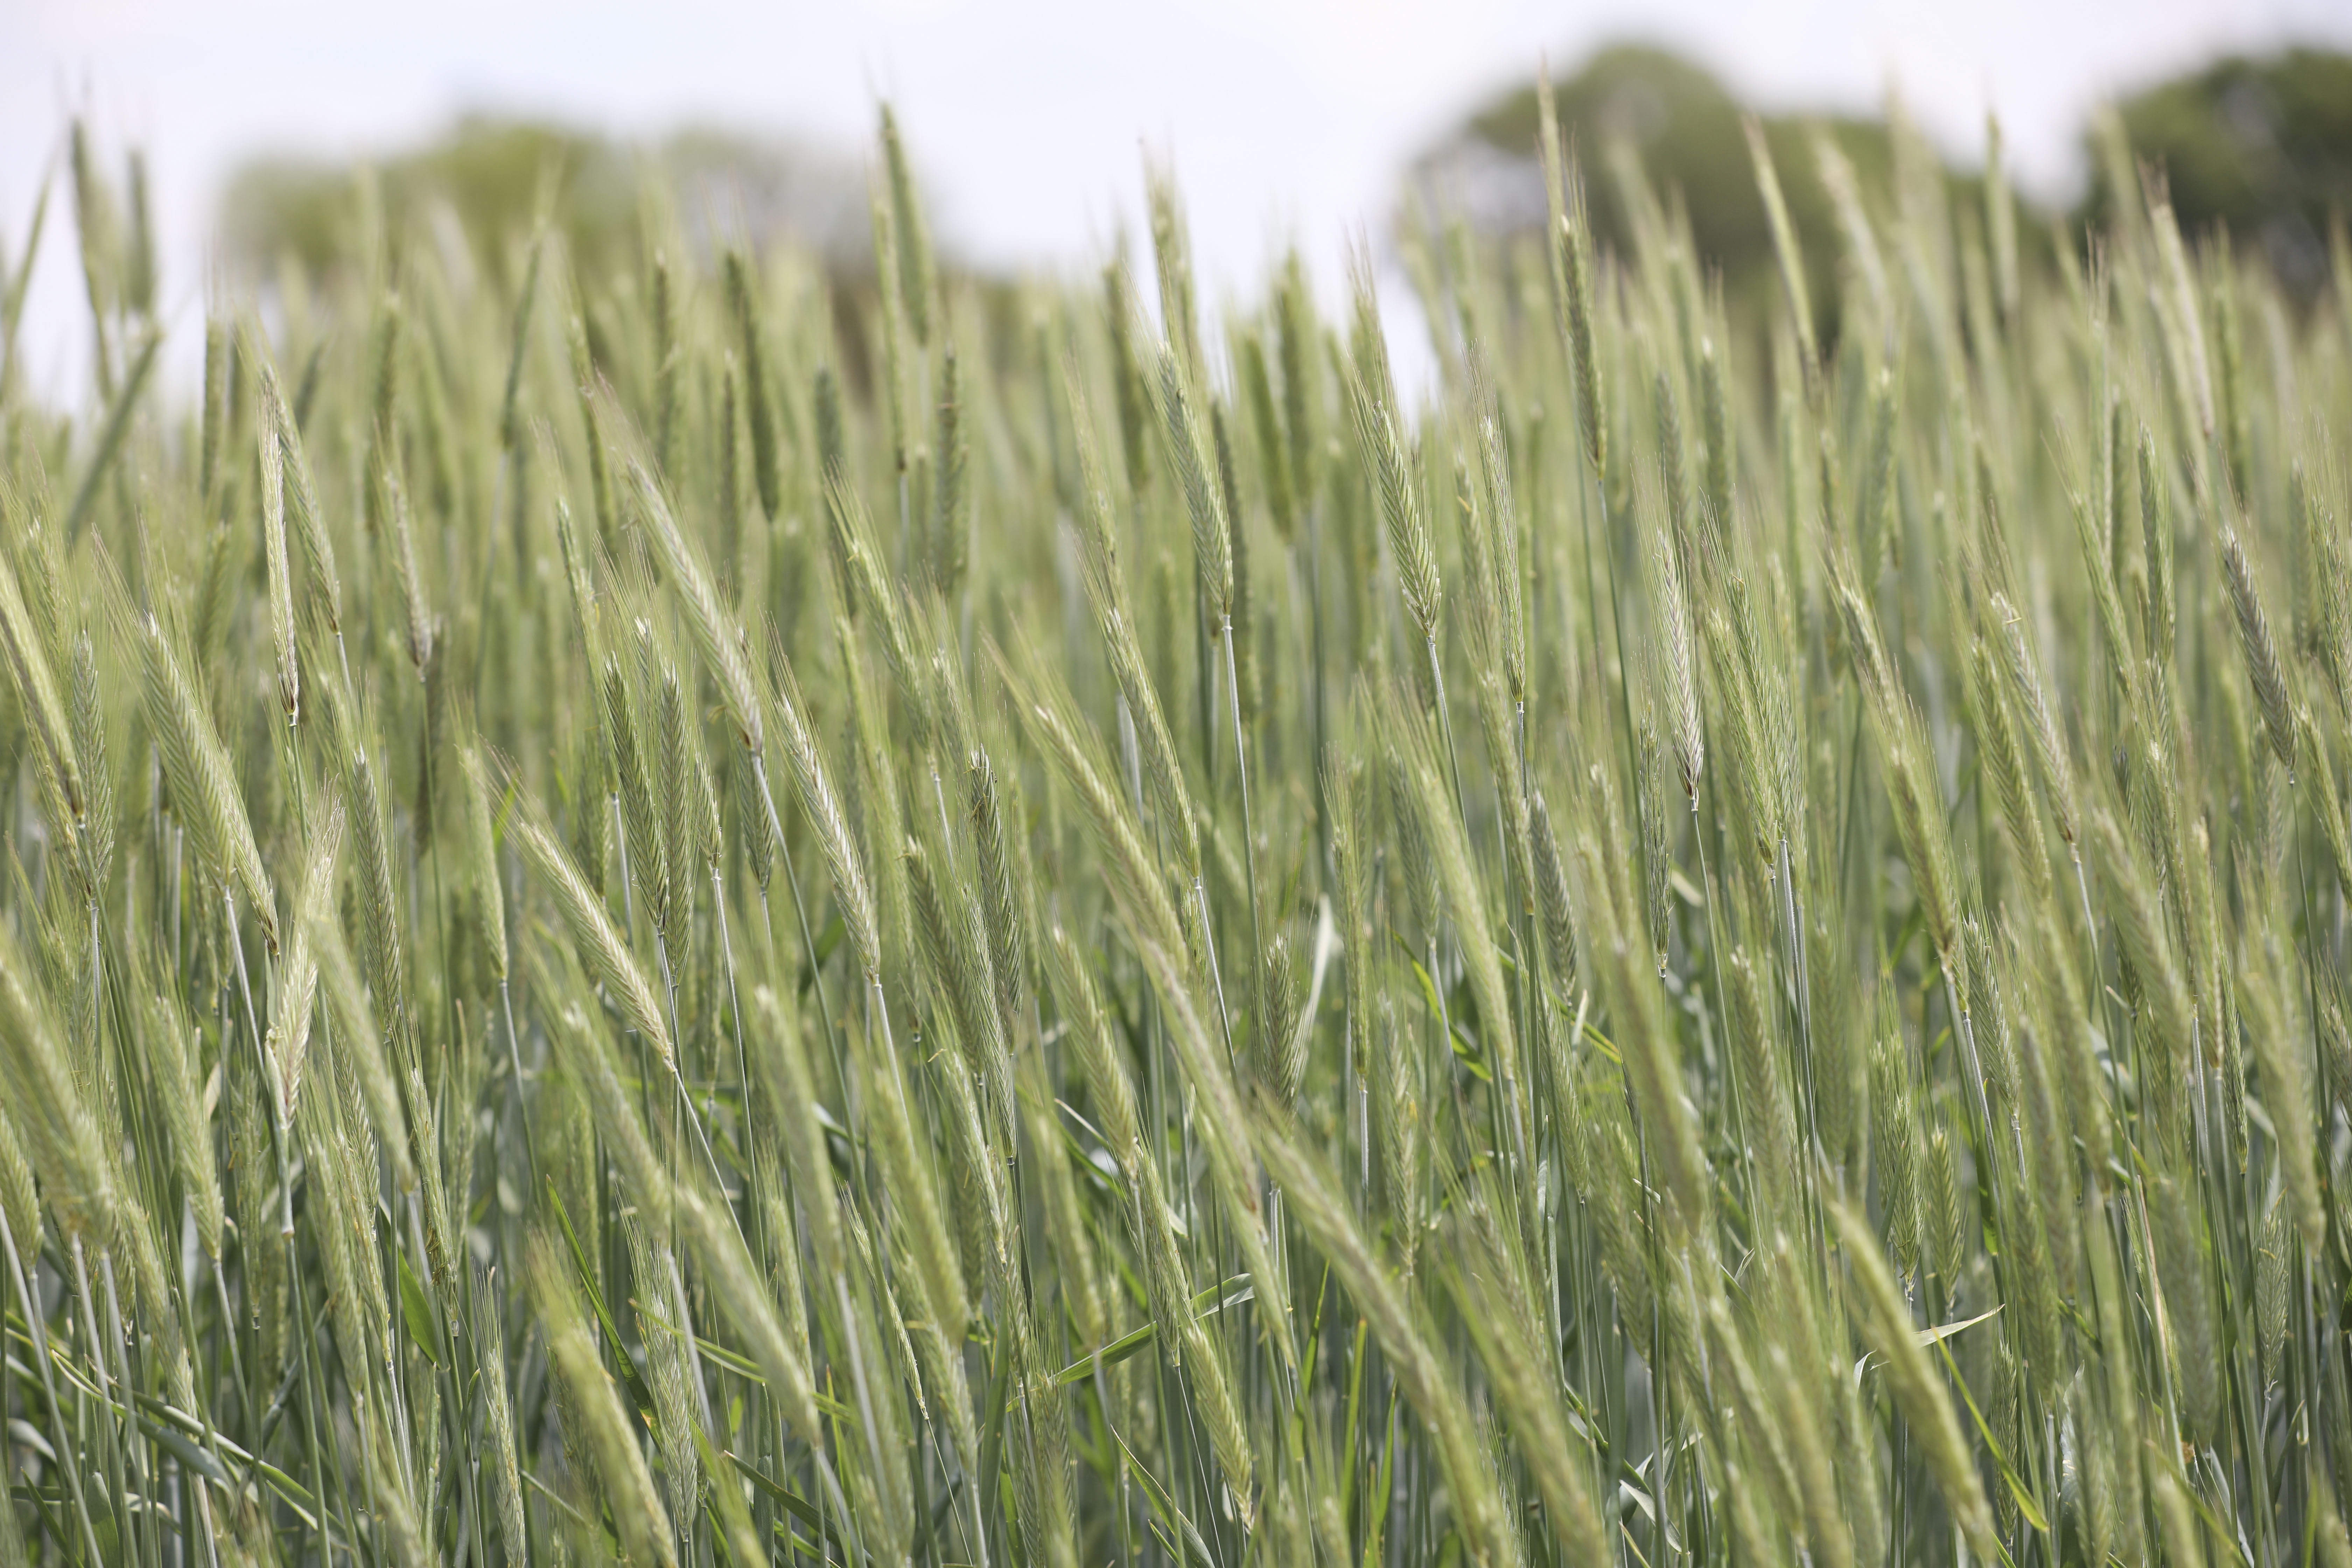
(1, 86, 2351, 1568)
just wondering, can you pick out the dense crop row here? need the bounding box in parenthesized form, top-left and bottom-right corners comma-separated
(1, 88, 2351, 1567)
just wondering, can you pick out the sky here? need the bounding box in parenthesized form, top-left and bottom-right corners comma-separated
(6, 0, 2351, 406)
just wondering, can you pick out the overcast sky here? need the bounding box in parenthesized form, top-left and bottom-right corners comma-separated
(7, 0, 2351, 404)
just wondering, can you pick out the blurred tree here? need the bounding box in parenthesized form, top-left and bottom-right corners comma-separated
(1420, 41, 2352, 342)
(2082, 48, 2352, 294)
(218, 115, 874, 294)
(1406, 44, 1972, 349)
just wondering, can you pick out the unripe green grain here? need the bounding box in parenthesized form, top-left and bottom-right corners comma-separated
(725, 249, 781, 523)
(1833, 1200, 1995, 1554)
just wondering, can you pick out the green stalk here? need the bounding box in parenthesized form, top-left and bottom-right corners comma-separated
(225, 894, 336, 1568)
(1223, 621, 1262, 969)
(750, 754, 849, 1129)
(70, 1238, 139, 1568)
(0, 1206, 102, 1563)
(1424, 634, 1469, 837)
(500, 975, 536, 1183)
(96, 1251, 161, 1568)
